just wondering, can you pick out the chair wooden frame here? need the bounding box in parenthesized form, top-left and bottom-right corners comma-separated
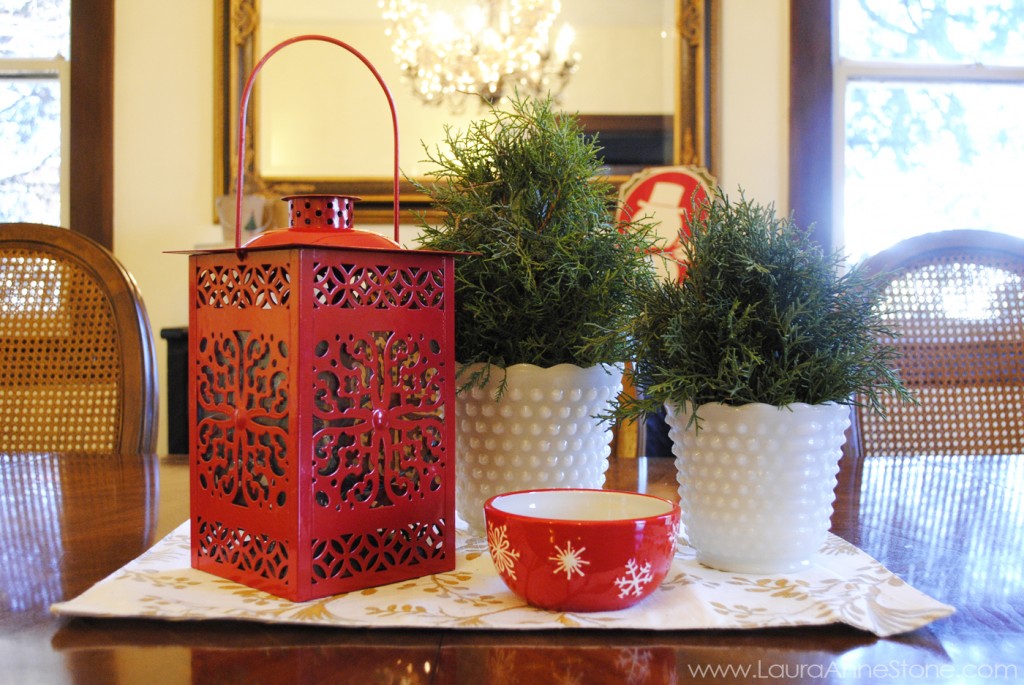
(0, 223, 158, 453)
(852, 229, 1024, 460)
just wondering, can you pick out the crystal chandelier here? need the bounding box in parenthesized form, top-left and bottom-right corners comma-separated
(378, 0, 579, 107)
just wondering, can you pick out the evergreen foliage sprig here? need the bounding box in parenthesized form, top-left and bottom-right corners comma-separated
(414, 94, 660, 373)
(619, 189, 911, 423)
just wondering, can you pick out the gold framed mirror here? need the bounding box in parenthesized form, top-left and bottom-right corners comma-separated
(214, 0, 715, 224)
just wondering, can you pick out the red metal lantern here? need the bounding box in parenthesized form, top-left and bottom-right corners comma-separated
(185, 35, 457, 601)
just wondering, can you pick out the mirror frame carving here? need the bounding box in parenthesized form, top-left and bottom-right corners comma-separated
(214, 0, 715, 224)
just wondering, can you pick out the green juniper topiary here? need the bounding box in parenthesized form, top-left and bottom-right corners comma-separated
(618, 189, 911, 425)
(414, 94, 660, 383)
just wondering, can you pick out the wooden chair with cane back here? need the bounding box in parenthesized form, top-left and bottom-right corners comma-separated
(0, 223, 158, 454)
(851, 229, 1024, 460)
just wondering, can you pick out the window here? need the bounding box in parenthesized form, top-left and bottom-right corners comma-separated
(0, 0, 71, 226)
(0, 1, 113, 248)
(835, 0, 1024, 261)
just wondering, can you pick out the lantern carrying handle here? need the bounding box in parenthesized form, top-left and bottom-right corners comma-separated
(233, 34, 401, 251)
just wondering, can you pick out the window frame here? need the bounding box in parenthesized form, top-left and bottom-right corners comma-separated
(789, 0, 834, 253)
(789, 0, 1024, 258)
(69, 0, 114, 249)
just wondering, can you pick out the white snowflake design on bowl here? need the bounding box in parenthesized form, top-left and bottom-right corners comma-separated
(614, 558, 654, 599)
(549, 540, 590, 580)
(668, 521, 681, 549)
(487, 523, 521, 580)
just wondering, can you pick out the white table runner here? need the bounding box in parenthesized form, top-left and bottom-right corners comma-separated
(52, 521, 953, 637)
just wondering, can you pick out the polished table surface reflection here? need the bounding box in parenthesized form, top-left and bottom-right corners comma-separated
(2, 451, 1022, 684)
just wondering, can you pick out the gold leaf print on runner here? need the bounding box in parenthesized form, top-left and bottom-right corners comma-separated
(659, 570, 715, 591)
(285, 599, 339, 622)
(820, 535, 860, 557)
(221, 581, 296, 608)
(122, 571, 203, 591)
(408, 570, 504, 608)
(709, 601, 772, 625)
(366, 603, 430, 618)
(729, 577, 813, 601)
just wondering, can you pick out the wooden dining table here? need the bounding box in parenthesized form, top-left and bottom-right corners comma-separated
(1, 450, 1022, 684)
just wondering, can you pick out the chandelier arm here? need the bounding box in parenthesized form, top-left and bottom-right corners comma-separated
(235, 34, 401, 250)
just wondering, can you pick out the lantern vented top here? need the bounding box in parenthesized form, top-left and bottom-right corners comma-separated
(243, 194, 401, 250)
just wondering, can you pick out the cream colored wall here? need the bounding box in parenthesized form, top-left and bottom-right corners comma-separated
(112, 0, 791, 455)
(716, 0, 791, 206)
(113, 1, 220, 455)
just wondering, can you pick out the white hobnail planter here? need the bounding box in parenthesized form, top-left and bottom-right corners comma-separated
(665, 401, 851, 574)
(455, 362, 623, 535)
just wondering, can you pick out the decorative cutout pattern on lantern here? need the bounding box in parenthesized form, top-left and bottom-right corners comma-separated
(189, 247, 457, 600)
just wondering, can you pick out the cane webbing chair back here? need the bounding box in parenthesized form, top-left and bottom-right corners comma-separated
(855, 230, 1024, 458)
(0, 223, 157, 453)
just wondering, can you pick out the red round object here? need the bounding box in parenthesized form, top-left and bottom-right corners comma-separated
(616, 167, 713, 283)
(483, 489, 680, 612)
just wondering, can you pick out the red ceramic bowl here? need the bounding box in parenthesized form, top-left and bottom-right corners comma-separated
(483, 488, 680, 612)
